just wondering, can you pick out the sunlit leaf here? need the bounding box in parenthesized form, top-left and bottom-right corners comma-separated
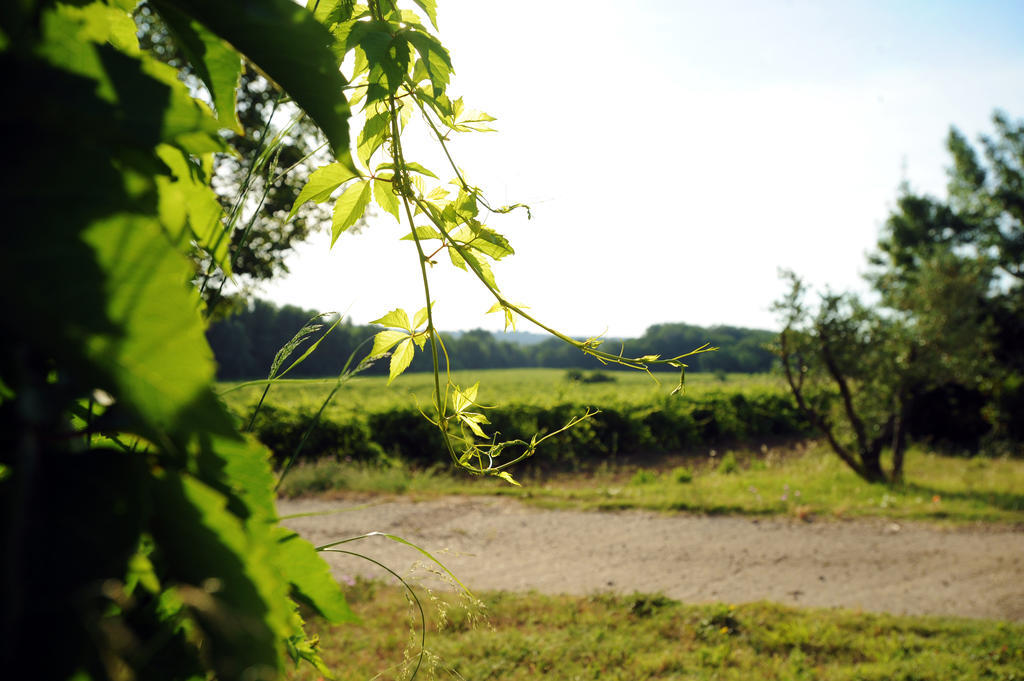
(411, 0, 438, 29)
(154, 0, 354, 162)
(466, 225, 514, 260)
(83, 215, 234, 437)
(497, 471, 521, 487)
(155, 2, 242, 132)
(331, 180, 372, 245)
(155, 145, 230, 274)
(412, 303, 433, 329)
(405, 30, 451, 97)
(274, 529, 356, 622)
(370, 308, 412, 330)
(459, 248, 498, 290)
(388, 338, 415, 383)
(370, 329, 409, 357)
(289, 163, 359, 221)
(373, 176, 400, 221)
(377, 161, 438, 179)
(357, 112, 390, 168)
(401, 225, 445, 241)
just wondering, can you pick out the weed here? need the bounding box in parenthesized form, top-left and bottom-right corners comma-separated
(717, 451, 739, 474)
(630, 469, 659, 486)
(670, 466, 693, 484)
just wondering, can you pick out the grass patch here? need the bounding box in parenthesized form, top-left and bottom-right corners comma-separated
(279, 442, 1024, 525)
(289, 583, 1024, 680)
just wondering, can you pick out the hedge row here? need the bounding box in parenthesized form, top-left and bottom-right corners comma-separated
(250, 391, 812, 470)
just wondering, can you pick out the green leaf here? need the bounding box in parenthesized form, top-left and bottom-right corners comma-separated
(357, 112, 390, 168)
(153, 0, 354, 163)
(412, 303, 433, 329)
(154, 2, 243, 132)
(373, 176, 400, 221)
(370, 308, 412, 330)
(377, 161, 438, 179)
(449, 97, 498, 132)
(411, 0, 438, 29)
(151, 473, 293, 677)
(448, 245, 467, 270)
(155, 145, 231, 274)
(289, 163, 359, 221)
(308, 0, 356, 27)
(39, 11, 225, 152)
(458, 247, 499, 290)
(57, 3, 141, 55)
(370, 329, 408, 357)
(497, 471, 521, 487)
(274, 529, 356, 622)
(402, 225, 445, 241)
(331, 180, 372, 245)
(388, 338, 415, 383)
(466, 225, 514, 260)
(83, 215, 234, 437)
(405, 30, 452, 97)
(461, 412, 488, 438)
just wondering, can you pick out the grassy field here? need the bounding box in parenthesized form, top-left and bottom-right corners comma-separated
(261, 371, 1024, 679)
(279, 441, 1024, 525)
(289, 583, 1024, 681)
(220, 369, 787, 418)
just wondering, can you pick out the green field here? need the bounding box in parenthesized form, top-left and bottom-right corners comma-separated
(260, 370, 1024, 679)
(220, 369, 786, 418)
(222, 368, 1024, 524)
(288, 585, 1024, 681)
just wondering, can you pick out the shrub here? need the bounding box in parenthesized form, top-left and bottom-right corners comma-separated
(630, 469, 659, 485)
(717, 452, 738, 474)
(671, 466, 693, 483)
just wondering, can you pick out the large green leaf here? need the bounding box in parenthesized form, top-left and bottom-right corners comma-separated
(411, 0, 439, 30)
(153, 2, 243, 133)
(38, 9, 224, 152)
(273, 529, 356, 622)
(154, 0, 353, 163)
(156, 144, 232, 275)
(405, 29, 452, 97)
(83, 215, 234, 437)
(151, 473, 295, 677)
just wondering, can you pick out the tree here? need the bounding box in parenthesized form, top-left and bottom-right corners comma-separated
(776, 111, 1024, 485)
(872, 111, 1024, 444)
(775, 274, 914, 483)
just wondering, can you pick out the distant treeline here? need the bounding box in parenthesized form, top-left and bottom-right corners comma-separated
(207, 298, 777, 380)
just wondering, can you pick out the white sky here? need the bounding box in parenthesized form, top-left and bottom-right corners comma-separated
(263, 0, 1024, 337)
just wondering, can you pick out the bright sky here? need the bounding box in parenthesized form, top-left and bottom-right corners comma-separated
(263, 0, 1024, 338)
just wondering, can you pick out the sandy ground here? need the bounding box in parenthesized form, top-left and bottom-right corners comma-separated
(280, 495, 1024, 622)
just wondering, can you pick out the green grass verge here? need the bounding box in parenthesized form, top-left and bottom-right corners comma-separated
(290, 583, 1024, 680)
(278, 442, 1024, 525)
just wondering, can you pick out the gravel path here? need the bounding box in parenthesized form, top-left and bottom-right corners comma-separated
(280, 495, 1024, 621)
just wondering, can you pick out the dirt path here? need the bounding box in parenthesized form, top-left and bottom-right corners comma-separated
(280, 495, 1024, 621)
